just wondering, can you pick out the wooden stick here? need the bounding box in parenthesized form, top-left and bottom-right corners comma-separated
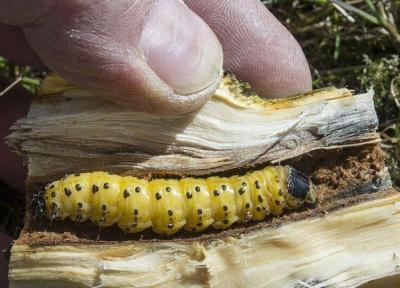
(9, 193, 400, 288)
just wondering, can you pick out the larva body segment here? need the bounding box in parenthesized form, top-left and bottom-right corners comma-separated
(248, 171, 271, 220)
(180, 178, 213, 232)
(207, 177, 238, 229)
(230, 175, 253, 223)
(89, 172, 121, 227)
(44, 166, 317, 235)
(117, 177, 152, 233)
(264, 166, 285, 216)
(150, 179, 186, 235)
(59, 173, 92, 223)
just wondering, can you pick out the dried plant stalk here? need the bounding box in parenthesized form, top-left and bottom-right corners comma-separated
(8, 75, 379, 184)
(9, 193, 400, 288)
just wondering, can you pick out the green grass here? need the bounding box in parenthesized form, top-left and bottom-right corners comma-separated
(0, 0, 400, 237)
(0, 57, 44, 95)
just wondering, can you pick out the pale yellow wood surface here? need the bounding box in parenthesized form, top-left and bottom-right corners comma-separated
(8, 85, 379, 183)
(9, 193, 400, 288)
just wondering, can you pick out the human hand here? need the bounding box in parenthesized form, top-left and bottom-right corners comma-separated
(0, 0, 311, 113)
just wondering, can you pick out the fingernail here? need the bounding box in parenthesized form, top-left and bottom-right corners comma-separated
(140, 0, 223, 95)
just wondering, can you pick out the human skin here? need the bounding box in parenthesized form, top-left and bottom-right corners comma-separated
(0, 232, 11, 288)
(0, 0, 311, 114)
(0, 1, 311, 285)
(0, 77, 32, 288)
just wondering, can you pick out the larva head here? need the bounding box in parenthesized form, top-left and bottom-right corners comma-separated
(284, 166, 317, 209)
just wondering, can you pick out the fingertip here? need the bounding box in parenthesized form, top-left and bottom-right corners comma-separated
(140, 0, 223, 96)
(17, 0, 223, 114)
(185, 0, 312, 98)
(239, 40, 313, 98)
(102, 61, 223, 114)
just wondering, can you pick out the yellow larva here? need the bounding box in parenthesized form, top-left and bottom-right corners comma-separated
(44, 166, 317, 235)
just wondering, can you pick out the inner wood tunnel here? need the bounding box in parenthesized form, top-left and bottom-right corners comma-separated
(20, 144, 393, 244)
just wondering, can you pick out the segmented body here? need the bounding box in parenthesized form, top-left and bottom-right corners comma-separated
(44, 166, 316, 235)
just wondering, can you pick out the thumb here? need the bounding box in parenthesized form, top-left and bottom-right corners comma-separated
(0, 0, 223, 113)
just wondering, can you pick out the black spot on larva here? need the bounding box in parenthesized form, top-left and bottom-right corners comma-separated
(75, 184, 82, 191)
(245, 203, 250, 209)
(166, 187, 171, 192)
(64, 188, 72, 197)
(195, 186, 201, 192)
(186, 191, 193, 199)
(255, 181, 261, 189)
(99, 218, 105, 223)
(279, 189, 283, 196)
(213, 189, 220, 196)
(45, 196, 48, 200)
(256, 206, 262, 212)
(134, 217, 138, 222)
(92, 185, 99, 194)
(197, 208, 202, 215)
(77, 202, 83, 208)
(262, 206, 267, 210)
(50, 184, 54, 189)
(76, 214, 83, 222)
(156, 192, 162, 200)
(223, 205, 228, 211)
(135, 186, 141, 193)
(275, 200, 281, 206)
(221, 184, 227, 190)
(242, 182, 247, 186)
(103, 183, 110, 189)
(168, 210, 173, 216)
(133, 209, 139, 215)
(102, 204, 107, 211)
(197, 222, 203, 227)
(224, 213, 228, 216)
(123, 189, 130, 199)
(167, 223, 174, 229)
(51, 192, 56, 198)
(101, 212, 106, 217)
(131, 223, 138, 228)
(75, 173, 80, 177)
(258, 195, 263, 203)
(239, 187, 245, 195)
(50, 202, 58, 210)
(223, 220, 229, 224)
